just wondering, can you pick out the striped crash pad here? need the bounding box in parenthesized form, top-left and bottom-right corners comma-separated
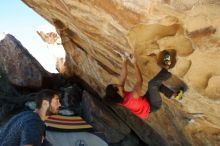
(45, 115, 93, 132)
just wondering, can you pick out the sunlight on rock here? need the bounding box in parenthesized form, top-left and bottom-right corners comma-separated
(14, 0, 220, 145)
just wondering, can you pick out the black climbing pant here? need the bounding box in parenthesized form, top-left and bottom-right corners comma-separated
(144, 68, 171, 112)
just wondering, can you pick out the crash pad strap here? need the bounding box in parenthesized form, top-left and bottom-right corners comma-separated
(45, 115, 93, 132)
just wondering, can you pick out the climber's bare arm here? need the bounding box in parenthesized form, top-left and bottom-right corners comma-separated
(118, 58, 128, 88)
(129, 56, 143, 98)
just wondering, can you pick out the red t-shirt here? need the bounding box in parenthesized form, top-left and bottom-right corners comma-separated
(118, 92, 150, 119)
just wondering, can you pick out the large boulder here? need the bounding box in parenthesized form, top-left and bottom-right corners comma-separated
(22, 1, 220, 145)
(0, 33, 50, 88)
(0, 68, 23, 124)
(81, 91, 130, 143)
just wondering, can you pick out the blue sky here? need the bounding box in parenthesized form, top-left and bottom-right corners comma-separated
(0, 1, 57, 72)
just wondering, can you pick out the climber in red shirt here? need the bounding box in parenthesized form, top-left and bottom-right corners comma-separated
(104, 50, 186, 119)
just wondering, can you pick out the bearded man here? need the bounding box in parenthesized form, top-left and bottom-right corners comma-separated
(0, 89, 61, 146)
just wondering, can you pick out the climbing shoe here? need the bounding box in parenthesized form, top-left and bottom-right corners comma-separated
(163, 53, 171, 66)
(174, 89, 183, 100)
(157, 49, 177, 69)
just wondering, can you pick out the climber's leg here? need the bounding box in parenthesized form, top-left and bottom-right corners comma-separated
(144, 68, 171, 112)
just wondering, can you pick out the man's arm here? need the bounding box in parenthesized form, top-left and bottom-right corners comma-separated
(118, 58, 128, 87)
(130, 56, 143, 98)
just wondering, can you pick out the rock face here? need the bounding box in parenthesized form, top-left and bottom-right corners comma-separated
(0, 67, 23, 124)
(82, 91, 131, 143)
(82, 90, 167, 145)
(0, 33, 59, 123)
(0, 33, 50, 88)
(22, 0, 220, 145)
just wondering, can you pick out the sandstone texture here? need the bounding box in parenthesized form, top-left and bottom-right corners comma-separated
(22, 0, 220, 145)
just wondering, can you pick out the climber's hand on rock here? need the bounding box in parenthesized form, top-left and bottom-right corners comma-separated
(128, 54, 136, 64)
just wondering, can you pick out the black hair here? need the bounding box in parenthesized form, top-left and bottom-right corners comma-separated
(36, 89, 60, 109)
(104, 84, 123, 104)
